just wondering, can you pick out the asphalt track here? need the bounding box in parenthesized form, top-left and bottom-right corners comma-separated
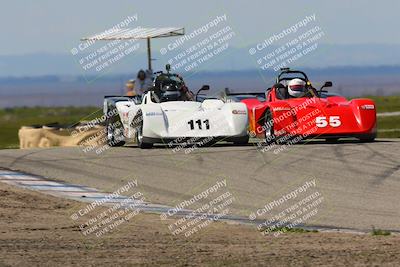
(0, 139, 399, 232)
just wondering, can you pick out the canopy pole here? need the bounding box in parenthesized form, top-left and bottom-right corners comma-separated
(147, 38, 152, 71)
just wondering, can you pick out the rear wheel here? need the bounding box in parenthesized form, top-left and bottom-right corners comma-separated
(135, 116, 153, 149)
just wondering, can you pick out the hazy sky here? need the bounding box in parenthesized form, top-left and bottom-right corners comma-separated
(0, 0, 399, 56)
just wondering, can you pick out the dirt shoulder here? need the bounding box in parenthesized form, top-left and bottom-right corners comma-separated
(0, 182, 399, 267)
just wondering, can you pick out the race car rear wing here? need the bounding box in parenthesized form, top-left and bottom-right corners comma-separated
(104, 95, 142, 104)
(103, 95, 142, 115)
(104, 95, 141, 99)
(222, 92, 267, 103)
(225, 92, 266, 98)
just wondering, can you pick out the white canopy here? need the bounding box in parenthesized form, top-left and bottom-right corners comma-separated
(81, 27, 185, 70)
(81, 27, 184, 41)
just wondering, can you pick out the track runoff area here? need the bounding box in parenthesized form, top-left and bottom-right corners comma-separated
(0, 138, 399, 236)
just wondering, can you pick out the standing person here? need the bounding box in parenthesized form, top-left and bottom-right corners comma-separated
(125, 79, 135, 96)
(134, 69, 153, 95)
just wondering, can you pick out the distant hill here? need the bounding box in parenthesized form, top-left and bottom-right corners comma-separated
(1, 44, 400, 77)
(0, 65, 399, 107)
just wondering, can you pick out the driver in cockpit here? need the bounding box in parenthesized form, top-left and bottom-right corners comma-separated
(287, 78, 307, 98)
(153, 72, 194, 102)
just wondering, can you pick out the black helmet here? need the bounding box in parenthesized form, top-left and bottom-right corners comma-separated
(160, 84, 181, 101)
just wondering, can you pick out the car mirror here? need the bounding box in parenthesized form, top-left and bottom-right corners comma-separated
(195, 85, 210, 101)
(320, 81, 332, 92)
(201, 85, 210, 91)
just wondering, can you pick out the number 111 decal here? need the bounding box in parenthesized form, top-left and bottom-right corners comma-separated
(188, 119, 210, 130)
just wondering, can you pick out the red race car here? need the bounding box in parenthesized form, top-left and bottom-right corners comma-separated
(233, 68, 377, 143)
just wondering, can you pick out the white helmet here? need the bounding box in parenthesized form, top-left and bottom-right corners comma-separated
(288, 78, 306, 98)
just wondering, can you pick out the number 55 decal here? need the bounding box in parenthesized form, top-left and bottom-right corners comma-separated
(316, 116, 341, 127)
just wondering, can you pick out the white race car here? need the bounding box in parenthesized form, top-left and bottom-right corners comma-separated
(104, 70, 249, 149)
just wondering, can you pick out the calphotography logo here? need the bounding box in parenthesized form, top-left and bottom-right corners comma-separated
(70, 180, 145, 238)
(70, 14, 141, 81)
(249, 13, 325, 71)
(249, 178, 324, 237)
(159, 14, 236, 73)
(160, 179, 235, 237)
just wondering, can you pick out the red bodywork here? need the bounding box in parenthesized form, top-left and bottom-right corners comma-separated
(242, 85, 377, 141)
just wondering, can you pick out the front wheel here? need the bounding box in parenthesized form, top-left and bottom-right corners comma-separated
(325, 138, 339, 144)
(135, 117, 153, 149)
(106, 120, 125, 147)
(263, 109, 275, 145)
(232, 135, 249, 145)
(359, 134, 376, 143)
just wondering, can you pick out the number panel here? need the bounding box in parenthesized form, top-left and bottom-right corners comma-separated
(188, 119, 211, 130)
(316, 116, 342, 128)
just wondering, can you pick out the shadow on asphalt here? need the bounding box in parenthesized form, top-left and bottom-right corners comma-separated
(123, 139, 395, 149)
(298, 139, 395, 145)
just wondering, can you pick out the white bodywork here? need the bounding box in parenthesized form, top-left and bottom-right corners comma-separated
(108, 92, 249, 143)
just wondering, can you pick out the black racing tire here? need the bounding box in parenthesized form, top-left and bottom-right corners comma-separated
(359, 134, 376, 143)
(135, 115, 153, 149)
(232, 135, 249, 145)
(325, 138, 339, 144)
(199, 138, 217, 147)
(263, 109, 276, 145)
(106, 120, 125, 147)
